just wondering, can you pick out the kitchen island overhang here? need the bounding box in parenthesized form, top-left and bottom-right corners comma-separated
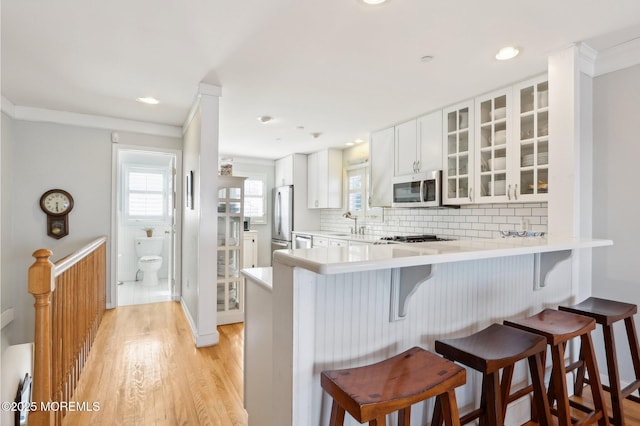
(253, 237, 612, 426)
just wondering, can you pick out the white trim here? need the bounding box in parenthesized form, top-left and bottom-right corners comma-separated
(221, 155, 277, 167)
(181, 297, 220, 347)
(1, 96, 16, 117)
(1, 308, 14, 329)
(183, 83, 222, 135)
(594, 37, 640, 76)
(0, 97, 181, 138)
(579, 43, 598, 77)
(198, 82, 222, 97)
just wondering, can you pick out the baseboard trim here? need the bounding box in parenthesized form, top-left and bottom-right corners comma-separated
(180, 298, 219, 347)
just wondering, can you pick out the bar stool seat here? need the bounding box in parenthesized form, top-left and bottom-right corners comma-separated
(321, 346, 466, 426)
(560, 297, 640, 426)
(432, 323, 552, 426)
(505, 309, 610, 426)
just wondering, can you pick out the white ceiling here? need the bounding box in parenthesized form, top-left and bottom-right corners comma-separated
(3, 0, 640, 160)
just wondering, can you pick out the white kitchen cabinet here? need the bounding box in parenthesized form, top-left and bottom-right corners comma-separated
(328, 239, 348, 247)
(475, 88, 513, 203)
(243, 230, 258, 268)
(275, 155, 293, 186)
(394, 119, 418, 176)
(513, 75, 549, 201)
(443, 100, 475, 204)
(307, 149, 343, 209)
(394, 111, 443, 178)
(312, 236, 328, 247)
(217, 176, 246, 325)
(275, 153, 308, 187)
(369, 127, 394, 207)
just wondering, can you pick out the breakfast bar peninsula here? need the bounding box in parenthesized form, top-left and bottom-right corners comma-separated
(243, 236, 612, 426)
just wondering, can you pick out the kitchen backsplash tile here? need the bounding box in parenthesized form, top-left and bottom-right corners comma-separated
(320, 202, 548, 240)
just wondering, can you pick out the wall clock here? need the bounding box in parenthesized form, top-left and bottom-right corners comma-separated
(39, 189, 74, 239)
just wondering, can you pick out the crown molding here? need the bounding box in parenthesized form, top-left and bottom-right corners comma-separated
(578, 42, 598, 77)
(1, 96, 182, 138)
(594, 37, 640, 77)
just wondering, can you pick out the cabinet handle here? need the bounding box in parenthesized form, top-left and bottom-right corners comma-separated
(507, 184, 512, 200)
(416, 160, 421, 172)
(514, 184, 518, 200)
(469, 187, 473, 203)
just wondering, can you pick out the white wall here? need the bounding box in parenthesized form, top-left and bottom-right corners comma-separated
(593, 62, 640, 382)
(0, 115, 181, 346)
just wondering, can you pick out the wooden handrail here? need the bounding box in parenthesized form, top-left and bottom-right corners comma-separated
(53, 236, 107, 276)
(28, 236, 107, 425)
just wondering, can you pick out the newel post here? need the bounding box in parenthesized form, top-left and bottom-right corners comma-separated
(28, 248, 55, 426)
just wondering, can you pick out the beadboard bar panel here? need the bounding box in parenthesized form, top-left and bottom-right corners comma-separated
(285, 254, 573, 426)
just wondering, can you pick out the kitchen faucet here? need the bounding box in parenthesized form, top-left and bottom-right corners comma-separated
(342, 211, 358, 234)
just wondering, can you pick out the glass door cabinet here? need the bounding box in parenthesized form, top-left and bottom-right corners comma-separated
(217, 175, 246, 325)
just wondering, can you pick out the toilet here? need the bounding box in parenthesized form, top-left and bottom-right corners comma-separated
(135, 237, 163, 286)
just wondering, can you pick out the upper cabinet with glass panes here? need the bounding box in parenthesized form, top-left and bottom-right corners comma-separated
(443, 100, 474, 205)
(475, 88, 514, 203)
(513, 75, 549, 201)
(442, 74, 549, 205)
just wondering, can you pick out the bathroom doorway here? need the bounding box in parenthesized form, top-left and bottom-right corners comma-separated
(112, 146, 182, 307)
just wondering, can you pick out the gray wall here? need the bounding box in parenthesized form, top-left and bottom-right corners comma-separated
(0, 115, 181, 345)
(593, 63, 640, 383)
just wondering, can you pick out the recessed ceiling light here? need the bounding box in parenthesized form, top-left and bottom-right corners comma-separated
(354, 139, 365, 144)
(360, 0, 388, 4)
(495, 46, 520, 61)
(345, 142, 355, 146)
(136, 97, 159, 105)
(257, 116, 273, 123)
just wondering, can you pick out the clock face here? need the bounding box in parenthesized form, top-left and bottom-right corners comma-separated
(40, 190, 74, 216)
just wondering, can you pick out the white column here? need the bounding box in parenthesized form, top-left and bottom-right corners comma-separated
(548, 44, 596, 301)
(196, 83, 222, 346)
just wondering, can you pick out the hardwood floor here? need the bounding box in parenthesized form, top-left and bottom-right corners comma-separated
(64, 302, 247, 425)
(66, 301, 640, 425)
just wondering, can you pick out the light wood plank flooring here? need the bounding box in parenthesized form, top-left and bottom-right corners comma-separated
(64, 302, 247, 425)
(66, 301, 640, 425)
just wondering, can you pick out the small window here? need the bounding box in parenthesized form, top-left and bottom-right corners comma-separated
(124, 165, 170, 221)
(242, 174, 267, 224)
(347, 168, 365, 213)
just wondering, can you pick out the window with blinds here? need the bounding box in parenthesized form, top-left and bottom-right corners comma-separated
(243, 176, 266, 224)
(124, 166, 169, 221)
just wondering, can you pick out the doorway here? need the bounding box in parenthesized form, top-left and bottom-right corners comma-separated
(111, 145, 182, 307)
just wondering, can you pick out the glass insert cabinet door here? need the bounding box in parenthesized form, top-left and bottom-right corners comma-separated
(216, 176, 246, 325)
(515, 77, 548, 200)
(477, 91, 510, 201)
(444, 101, 474, 204)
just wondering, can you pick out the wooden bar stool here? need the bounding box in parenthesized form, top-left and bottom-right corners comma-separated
(432, 323, 553, 426)
(505, 309, 610, 426)
(320, 346, 466, 426)
(559, 297, 640, 426)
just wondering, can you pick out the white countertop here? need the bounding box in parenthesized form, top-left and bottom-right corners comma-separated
(241, 266, 272, 289)
(273, 236, 613, 275)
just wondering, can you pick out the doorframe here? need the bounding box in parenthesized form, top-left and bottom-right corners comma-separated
(109, 144, 183, 308)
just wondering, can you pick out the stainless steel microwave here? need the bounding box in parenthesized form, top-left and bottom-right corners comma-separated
(392, 170, 442, 208)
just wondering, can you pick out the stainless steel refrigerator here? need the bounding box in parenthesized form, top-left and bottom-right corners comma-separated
(271, 185, 294, 253)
